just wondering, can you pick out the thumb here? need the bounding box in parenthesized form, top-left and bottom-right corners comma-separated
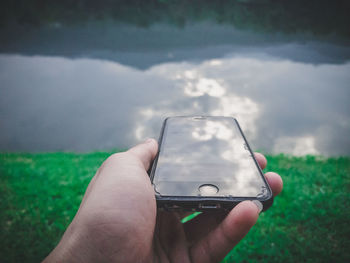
(190, 201, 260, 263)
(127, 138, 158, 170)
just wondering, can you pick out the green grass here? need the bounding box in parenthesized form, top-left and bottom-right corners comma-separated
(1, 153, 350, 262)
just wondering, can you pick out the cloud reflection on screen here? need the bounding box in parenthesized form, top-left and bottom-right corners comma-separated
(153, 117, 268, 197)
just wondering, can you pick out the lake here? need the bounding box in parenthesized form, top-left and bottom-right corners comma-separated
(0, 1, 349, 155)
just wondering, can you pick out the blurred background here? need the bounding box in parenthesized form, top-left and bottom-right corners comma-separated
(0, 0, 350, 262)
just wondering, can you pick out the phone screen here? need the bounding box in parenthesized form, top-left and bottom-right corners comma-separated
(152, 116, 270, 198)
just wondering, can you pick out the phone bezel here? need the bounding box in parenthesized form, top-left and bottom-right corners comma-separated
(148, 116, 273, 212)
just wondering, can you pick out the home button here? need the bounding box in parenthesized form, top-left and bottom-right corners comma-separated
(198, 184, 219, 196)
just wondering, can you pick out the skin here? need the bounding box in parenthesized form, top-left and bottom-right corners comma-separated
(44, 138, 283, 263)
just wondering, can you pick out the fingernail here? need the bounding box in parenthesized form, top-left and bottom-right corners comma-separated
(252, 200, 263, 213)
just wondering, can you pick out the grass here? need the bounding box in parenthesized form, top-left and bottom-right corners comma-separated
(0, 153, 350, 262)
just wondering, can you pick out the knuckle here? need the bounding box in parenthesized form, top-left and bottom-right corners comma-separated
(100, 152, 127, 171)
(105, 152, 127, 163)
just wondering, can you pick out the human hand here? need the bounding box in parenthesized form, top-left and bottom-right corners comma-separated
(44, 139, 283, 263)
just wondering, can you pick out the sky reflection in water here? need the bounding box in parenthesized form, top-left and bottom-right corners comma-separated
(0, 23, 349, 155)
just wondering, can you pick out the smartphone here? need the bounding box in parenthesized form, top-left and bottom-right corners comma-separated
(149, 116, 273, 212)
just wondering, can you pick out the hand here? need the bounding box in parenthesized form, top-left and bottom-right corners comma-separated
(44, 139, 283, 263)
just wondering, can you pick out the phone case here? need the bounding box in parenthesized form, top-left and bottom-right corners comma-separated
(148, 116, 274, 212)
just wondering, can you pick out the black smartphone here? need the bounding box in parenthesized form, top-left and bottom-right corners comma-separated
(149, 116, 273, 212)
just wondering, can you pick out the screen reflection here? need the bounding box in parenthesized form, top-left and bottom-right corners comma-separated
(153, 116, 269, 198)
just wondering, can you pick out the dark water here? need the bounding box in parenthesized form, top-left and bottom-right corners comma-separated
(0, 1, 349, 155)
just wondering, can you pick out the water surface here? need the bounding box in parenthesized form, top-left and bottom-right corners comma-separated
(1, 4, 349, 156)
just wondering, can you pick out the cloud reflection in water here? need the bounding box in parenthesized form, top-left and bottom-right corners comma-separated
(0, 54, 349, 155)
